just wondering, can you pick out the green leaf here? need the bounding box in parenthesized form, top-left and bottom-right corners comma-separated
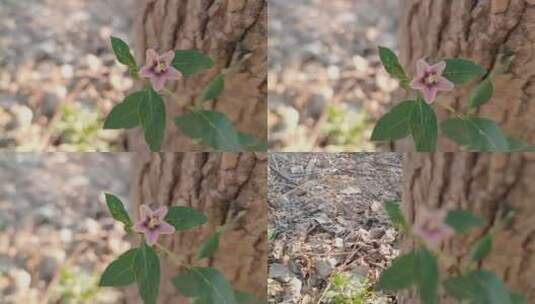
(470, 271, 513, 304)
(103, 91, 144, 129)
(105, 193, 132, 231)
(471, 233, 493, 262)
(384, 200, 408, 232)
(415, 249, 438, 304)
(445, 210, 484, 234)
(200, 74, 225, 102)
(444, 270, 512, 304)
(99, 248, 138, 287)
(371, 100, 416, 141)
(110, 36, 137, 71)
(441, 117, 474, 147)
(507, 137, 535, 152)
(235, 290, 260, 304)
(267, 228, 277, 241)
(139, 88, 166, 152)
(469, 79, 494, 109)
(441, 117, 509, 151)
(171, 268, 204, 299)
(444, 275, 479, 301)
(510, 292, 527, 304)
(134, 241, 160, 304)
(375, 252, 417, 291)
(238, 132, 267, 151)
(174, 110, 241, 151)
(443, 58, 486, 85)
(172, 50, 214, 76)
(164, 206, 207, 231)
(197, 232, 221, 260)
(465, 118, 508, 151)
(410, 98, 438, 152)
(172, 267, 236, 304)
(378, 46, 409, 88)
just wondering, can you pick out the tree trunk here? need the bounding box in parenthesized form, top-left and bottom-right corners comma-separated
(396, 0, 535, 151)
(128, 0, 267, 152)
(401, 152, 535, 303)
(127, 152, 267, 303)
(397, 2, 535, 299)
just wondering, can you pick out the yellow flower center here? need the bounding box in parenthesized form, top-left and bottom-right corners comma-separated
(425, 74, 438, 85)
(155, 61, 167, 73)
(148, 216, 159, 229)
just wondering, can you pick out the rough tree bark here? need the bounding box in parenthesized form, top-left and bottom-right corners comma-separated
(401, 153, 535, 302)
(395, 0, 535, 151)
(127, 152, 267, 303)
(397, 2, 535, 300)
(128, 0, 267, 152)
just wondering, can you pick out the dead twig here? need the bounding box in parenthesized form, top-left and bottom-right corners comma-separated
(269, 164, 298, 185)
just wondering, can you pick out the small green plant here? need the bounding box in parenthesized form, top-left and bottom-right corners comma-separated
(371, 47, 533, 152)
(322, 104, 374, 151)
(376, 201, 527, 304)
(51, 103, 112, 151)
(267, 227, 278, 241)
(99, 193, 262, 304)
(104, 36, 265, 152)
(322, 273, 373, 304)
(49, 267, 101, 304)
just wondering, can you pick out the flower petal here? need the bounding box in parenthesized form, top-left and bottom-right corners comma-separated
(425, 236, 442, 249)
(146, 49, 159, 65)
(163, 67, 182, 80)
(416, 59, 430, 77)
(411, 225, 429, 244)
(443, 225, 455, 238)
(153, 206, 168, 221)
(160, 50, 176, 66)
(144, 230, 160, 246)
(421, 86, 438, 104)
(139, 66, 154, 78)
(150, 75, 167, 91)
(156, 222, 175, 235)
(435, 76, 454, 92)
(133, 221, 147, 233)
(139, 205, 152, 220)
(410, 78, 426, 90)
(429, 61, 447, 74)
(412, 207, 455, 249)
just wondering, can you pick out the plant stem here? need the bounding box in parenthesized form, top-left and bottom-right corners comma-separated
(162, 88, 176, 98)
(194, 98, 203, 111)
(155, 243, 187, 268)
(222, 53, 253, 75)
(435, 100, 458, 115)
(217, 210, 248, 233)
(162, 88, 189, 108)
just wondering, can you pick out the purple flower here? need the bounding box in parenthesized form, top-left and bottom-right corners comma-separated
(133, 204, 175, 246)
(410, 59, 454, 104)
(139, 49, 182, 91)
(412, 206, 454, 249)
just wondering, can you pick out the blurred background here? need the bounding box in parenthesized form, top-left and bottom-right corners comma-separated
(268, 0, 399, 152)
(0, 153, 132, 303)
(0, 0, 135, 151)
(1, 0, 402, 152)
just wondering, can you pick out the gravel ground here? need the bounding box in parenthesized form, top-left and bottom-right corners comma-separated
(268, 153, 403, 303)
(268, 0, 400, 151)
(0, 153, 133, 303)
(0, 0, 136, 151)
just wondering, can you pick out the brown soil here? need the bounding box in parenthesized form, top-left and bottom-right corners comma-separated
(268, 153, 402, 303)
